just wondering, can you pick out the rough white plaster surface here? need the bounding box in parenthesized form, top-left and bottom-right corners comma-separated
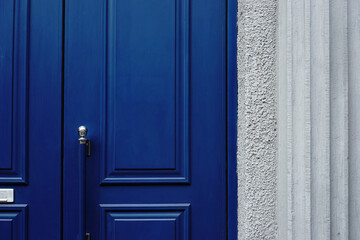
(237, 0, 278, 239)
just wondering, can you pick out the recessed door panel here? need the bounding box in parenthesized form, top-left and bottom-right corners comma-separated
(0, 205, 27, 240)
(101, 204, 189, 240)
(0, 220, 12, 240)
(0, 0, 29, 183)
(0, 0, 14, 170)
(102, 0, 189, 183)
(109, 0, 176, 170)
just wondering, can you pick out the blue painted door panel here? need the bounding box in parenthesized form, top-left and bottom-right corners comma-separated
(0, 0, 62, 239)
(112, 0, 177, 170)
(64, 0, 227, 239)
(1, 0, 227, 238)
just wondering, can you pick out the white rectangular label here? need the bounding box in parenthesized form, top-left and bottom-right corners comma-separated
(0, 189, 14, 203)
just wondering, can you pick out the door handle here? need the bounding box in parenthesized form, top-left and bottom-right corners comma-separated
(78, 126, 89, 240)
(78, 126, 90, 156)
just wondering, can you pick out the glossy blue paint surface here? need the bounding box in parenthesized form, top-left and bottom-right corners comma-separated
(113, 0, 176, 170)
(1, 0, 236, 238)
(0, 0, 13, 170)
(78, 143, 87, 239)
(227, 0, 238, 238)
(100, 204, 190, 240)
(0, 0, 29, 183)
(0, 205, 27, 240)
(0, 0, 62, 239)
(101, 0, 190, 184)
(64, 0, 227, 239)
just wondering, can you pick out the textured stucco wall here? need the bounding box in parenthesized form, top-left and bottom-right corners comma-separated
(237, 0, 278, 239)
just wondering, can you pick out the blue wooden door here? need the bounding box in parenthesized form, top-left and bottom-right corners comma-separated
(0, 0, 62, 239)
(64, 0, 227, 239)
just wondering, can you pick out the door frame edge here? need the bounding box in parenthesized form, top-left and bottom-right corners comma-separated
(227, 0, 238, 238)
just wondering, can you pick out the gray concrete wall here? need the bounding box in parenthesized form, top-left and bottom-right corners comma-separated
(238, 0, 360, 239)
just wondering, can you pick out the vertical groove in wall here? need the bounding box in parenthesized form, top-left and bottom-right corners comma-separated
(286, 0, 293, 239)
(304, 1, 312, 238)
(348, 0, 360, 239)
(310, 1, 331, 239)
(276, 0, 289, 239)
(330, 0, 349, 239)
(289, 0, 312, 238)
